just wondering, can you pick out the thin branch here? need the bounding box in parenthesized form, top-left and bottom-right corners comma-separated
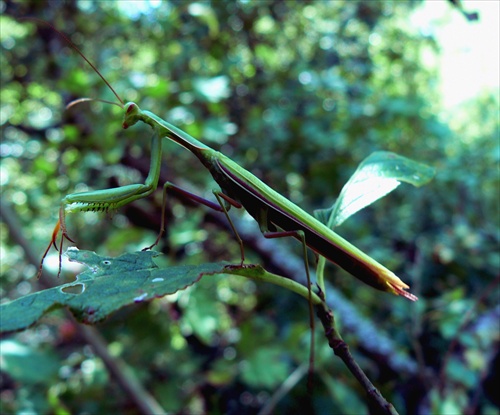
(258, 363, 309, 415)
(316, 298, 400, 415)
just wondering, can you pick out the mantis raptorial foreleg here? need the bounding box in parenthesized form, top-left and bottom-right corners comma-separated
(37, 130, 163, 277)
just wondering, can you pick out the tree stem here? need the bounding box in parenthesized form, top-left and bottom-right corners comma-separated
(316, 298, 400, 415)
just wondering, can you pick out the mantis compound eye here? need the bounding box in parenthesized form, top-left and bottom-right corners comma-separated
(123, 102, 140, 129)
(126, 102, 137, 114)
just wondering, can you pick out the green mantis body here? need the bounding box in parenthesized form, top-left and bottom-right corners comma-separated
(120, 103, 416, 300)
(41, 99, 415, 302)
(35, 23, 416, 302)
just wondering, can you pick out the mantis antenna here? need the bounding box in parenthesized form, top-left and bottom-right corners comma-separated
(66, 97, 123, 110)
(24, 17, 124, 108)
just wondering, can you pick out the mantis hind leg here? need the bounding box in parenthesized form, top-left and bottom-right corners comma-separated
(261, 228, 315, 387)
(213, 191, 245, 266)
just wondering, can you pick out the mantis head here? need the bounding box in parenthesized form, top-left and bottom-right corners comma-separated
(123, 102, 141, 129)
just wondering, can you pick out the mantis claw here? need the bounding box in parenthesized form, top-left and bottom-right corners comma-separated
(63, 232, 76, 244)
(142, 234, 163, 252)
(37, 219, 78, 278)
(51, 220, 61, 250)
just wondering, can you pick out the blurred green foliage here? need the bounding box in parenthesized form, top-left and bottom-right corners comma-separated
(1, 1, 498, 414)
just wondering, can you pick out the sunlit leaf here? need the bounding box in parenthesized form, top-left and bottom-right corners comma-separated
(314, 151, 435, 228)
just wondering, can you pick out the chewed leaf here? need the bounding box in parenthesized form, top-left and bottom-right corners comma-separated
(0, 250, 229, 333)
(314, 151, 435, 228)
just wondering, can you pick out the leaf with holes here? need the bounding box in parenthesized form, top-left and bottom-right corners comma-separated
(0, 249, 229, 333)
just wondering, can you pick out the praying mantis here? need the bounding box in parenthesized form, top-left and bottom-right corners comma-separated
(36, 25, 417, 305)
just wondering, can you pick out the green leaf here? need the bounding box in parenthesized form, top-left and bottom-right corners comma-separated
(182, 281, 226, 344)
(241, 346, 289, 389)
(0, 340, 60, 384)
(314, 151, 435, 228)
(0, 250, 228, 333)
